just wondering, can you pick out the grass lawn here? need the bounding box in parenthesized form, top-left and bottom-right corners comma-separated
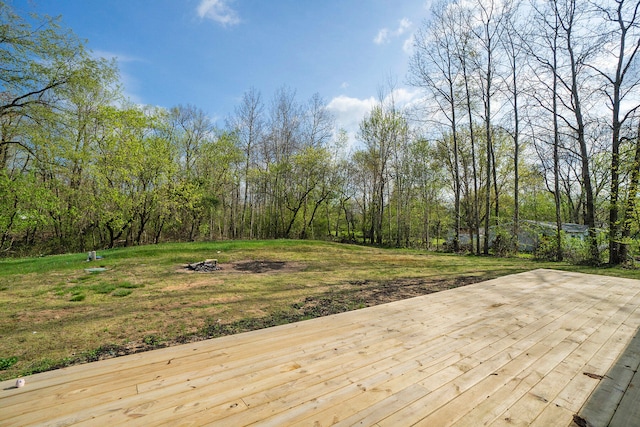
(1, 239, 638, 381)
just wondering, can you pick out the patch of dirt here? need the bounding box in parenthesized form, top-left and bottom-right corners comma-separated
(295, 276, 481, 316)
(178, 260, 303, 274)
(232, 260, 287, 273)
(228, 260, 305, 274)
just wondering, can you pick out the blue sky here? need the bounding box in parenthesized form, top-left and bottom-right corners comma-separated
(14, 0, 432, 141)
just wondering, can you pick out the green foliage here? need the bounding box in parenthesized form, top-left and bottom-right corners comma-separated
(143, 335, 163, 346)
(492, 228, 517, 257)
(533, 234, 561, 261)
(90, 283, 117, 294)
(0, 356, 18, 370)
(116, 282, 144, 289)
(111, 288, 132, 297)
(0, 0, 633, 256)
(534, 232, 605, 265)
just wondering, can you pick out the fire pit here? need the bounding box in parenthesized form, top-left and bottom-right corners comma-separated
(186, 259, 220, 272)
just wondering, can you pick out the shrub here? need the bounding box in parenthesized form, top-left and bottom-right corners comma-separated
(492, 228, 516, 257)
(0, 356, 18, 370)
(534, 234, 562, 261)
(534, 232, 604, 265)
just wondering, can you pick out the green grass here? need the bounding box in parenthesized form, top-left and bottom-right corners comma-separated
(1, 239, 639, 381)
(111, 288, 133, 297)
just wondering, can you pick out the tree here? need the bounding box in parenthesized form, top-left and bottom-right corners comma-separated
(358, 98, 408, 245)
(227, 87, 264, 239)
(501, 0, 526, 252)
(469, 0, 508, 254)
(555, 0, 599, 263)
(454, 6, 482, 255)
(0, 1, 87, 120)
(526, 0, 566, 261)
(410, 0, 462, 251)
(588, 0, 640, 264)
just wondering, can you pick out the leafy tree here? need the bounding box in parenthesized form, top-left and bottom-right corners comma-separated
(0, 1, 88, 120)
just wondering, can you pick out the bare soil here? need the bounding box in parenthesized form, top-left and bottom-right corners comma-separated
(232, 260, 287, 273)
(181, 260, 304, 274)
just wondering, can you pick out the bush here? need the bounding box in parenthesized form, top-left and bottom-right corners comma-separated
(492, 228, 516, 257)
(0, 356, 18, 370)
(534, 232, 604, 265)
(534, 234, 561, 261)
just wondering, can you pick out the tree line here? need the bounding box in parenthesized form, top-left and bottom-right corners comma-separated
(409, 0, 640, 264)
(1, 0, 640, 265)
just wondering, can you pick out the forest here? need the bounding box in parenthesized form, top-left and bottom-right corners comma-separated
(1, 0, 640, 265)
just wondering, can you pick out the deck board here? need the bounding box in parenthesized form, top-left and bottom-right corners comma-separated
(1, 268, 640, 426)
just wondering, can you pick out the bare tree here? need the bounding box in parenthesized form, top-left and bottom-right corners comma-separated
(588, 0, 640, 264)
(454, 6, 482, 254)
(227, 87, 264, 238)
(409, 0, 463, 252)
(469, 0, 508, 254)
(555, 0, 600, 262)
(501, 0, 526, 252)
(526, 0, 566, 260)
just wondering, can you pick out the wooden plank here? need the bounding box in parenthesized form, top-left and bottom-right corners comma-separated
(194, 291, 524, 426)
(378, 281, 633, 426)
(610, 343, 640, 426)
(0, 321, 368, 423)
(487, 302, 640, 426)
(142, 270, 556, 422)
(36, 288, 496, 427)
(330, 272, 636, 425)
(13, 274, 516, 427)
(551, 314, 640, 416)
(580, 325, 640, 427)
(514, 297, 640, 427)
(243, 276, 591, 426)
(455, 290, 639, 426)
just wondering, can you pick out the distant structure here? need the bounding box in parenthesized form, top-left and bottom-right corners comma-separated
(456, 221, 590, 252)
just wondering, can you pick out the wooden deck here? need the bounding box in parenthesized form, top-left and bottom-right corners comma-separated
(1, 268, 640, 426)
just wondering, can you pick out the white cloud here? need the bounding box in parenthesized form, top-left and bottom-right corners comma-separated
(374, 28, 390, 44)
(197, 0, 240, 26)
(398, 18, 412, 34)
(327, 95, 376, 117)
(384, 87, 422, 107)
(374, 18, 413, 45)
(326, 89, 422, 151)
(327, 95, 376, 151)
(327, 90, 421, 126)
(402, 37, 414, 54)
